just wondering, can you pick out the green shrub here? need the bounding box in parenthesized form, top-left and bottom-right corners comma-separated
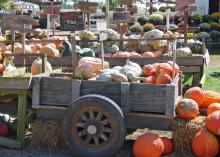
(143, 23, 155, 32)
(196, 32, 211, 41)
(202, 14, 213, 23)
(211, 12, 220, 22)
(102, 4, 106, 12)
(210, 22, 220, 31)
(129, 24, 143, 35)
(210, 30, 220, 41)
(149, 14, 164, 25)
(148, 7, 157, 13)
(199, 23, 211, 32)
(192, 13, 202, 24)
(137, 16, 148, 26)
(189, 42, 203, 54)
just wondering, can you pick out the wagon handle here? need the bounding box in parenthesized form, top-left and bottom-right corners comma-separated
(172, 38, 177, 80)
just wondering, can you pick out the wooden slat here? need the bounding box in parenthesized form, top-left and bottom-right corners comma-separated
(0, 136, 22, 149)
(181, 66, 201, 73)
(31, 77, 41, 106)
(0, 78, 30, 90)
(125, 112, 174, 130)
(72, 80, 81, 101)
(121, 82, 130, 112)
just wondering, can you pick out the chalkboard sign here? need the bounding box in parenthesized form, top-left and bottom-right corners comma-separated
(60, 12, 84, 31)
(113, 12, 130, 23)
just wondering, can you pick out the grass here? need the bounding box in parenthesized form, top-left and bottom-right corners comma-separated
(203, 55, 220, 92)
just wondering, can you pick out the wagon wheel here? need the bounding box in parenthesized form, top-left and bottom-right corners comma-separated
(62, 94, 126, 157)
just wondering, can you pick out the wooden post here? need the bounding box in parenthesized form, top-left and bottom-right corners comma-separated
(47, 14, 50, 40)
(87, 13, 90, 30)
(17, 94, 26, 144)
(101, 41, 104, 69)
(149, 0, 153, 15)
(172, 38, 177, 80)
(22, 30, 26, 67)
(106, 0, 109, 28)
(166, 8, 170, 31)
(184, 11, 188, 47)
(71, 33, 77, 76)
(11, 30, 16, 54)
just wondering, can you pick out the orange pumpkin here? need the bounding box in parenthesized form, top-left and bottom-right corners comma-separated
(152, 63, 160, 69)
(167, 61, 179, 76)
(0, 64, 5, 73)
(156, 63, 173, 77)
(130, 52, 142, 58)
(156, 73, 172, 84)
(207, 103, 220, 116)
(142, 64, 156, 77)
(154, 51, 163, 58)
(184, 87, 205, 107)
(206, 110, 220, 135)
(200, 91, 220, 109)
(192, 128, 219, 157)
(143, 76, 156, 84)
(160, 137, 173, 155)
(112, 52, 131, 58)
(175, 98, 199, 119)
(142, 51, 155, 58)
(133, 133, 164, 157)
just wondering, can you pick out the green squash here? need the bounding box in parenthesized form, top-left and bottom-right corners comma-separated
(78, 48, 95, 57)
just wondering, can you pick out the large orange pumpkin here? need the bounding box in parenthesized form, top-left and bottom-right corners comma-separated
(184, 87, 205, 107)
(206, 110, 220, 135)
(207, 103, 220, 116)
(160, 137, 173, 155)
(167, 61, 179, 76)
(156, 63, 173, 77)
(192, 128, 219, 157)
(133, 133, 164, 157)
(143, 76, 156, 84)
(130, 52, 142, 58)
(142, 52, 155, 58)
(175, 98, 199, 119)
(142, 64, 156, 77)
(156, 72, 172, 84)
(200, 91, 220, 109)
(112, 52, 131, 58)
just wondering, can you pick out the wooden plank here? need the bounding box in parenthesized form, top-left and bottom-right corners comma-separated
(125, 112, 174, 130)
(0, 78, 30, 90)
(121, 82, 130, 112)
(181, 66, 201, 73)
(40, 77, 72, 106)
(192, 73, 201, 86)
(17, 94, 27, 144)
(31, 77, 41, 106)
(72, 79, 81, 101)
(165, 85, 175, 115)
(0, 136, 22, 149)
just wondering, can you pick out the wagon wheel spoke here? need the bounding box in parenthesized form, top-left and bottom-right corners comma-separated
(99, 133, 108, 142)
(78, 130, 86, 136)
(100, 119, 108, 125)
(76, 122, 85, 128)
(89, 111, 95, 119)
(80, 115, 88, 122)
(96, 112, 102, 121)
(103, 127, 111, 133)
(85, 135, 92, 144)
(93, 136, 99, 145)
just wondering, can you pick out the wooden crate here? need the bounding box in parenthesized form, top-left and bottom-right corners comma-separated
(32, 74, 179, 116)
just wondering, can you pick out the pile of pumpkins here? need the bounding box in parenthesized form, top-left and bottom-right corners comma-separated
(112, 51, 163, 58)
(133, 87, 220, 157)
(74, 56, 179, 85)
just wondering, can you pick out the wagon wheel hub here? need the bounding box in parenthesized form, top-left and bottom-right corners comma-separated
(72, 107, 115, 148)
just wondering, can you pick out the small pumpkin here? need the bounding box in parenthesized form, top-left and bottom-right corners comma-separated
(192, 128, 219, 157)
(112, 52, 131, 58)
(167, 61, 179, 76)
(206, 110, 220, 135)
(207, 103, 220, 116)
(143, 76, 156, 84)
(184, 87, 205, 107)
(156, 63, 173, 77)
(40, 45, 59, 57)
(0, 124, 9, 137)
(156, 72, 172, 84)
(142, 51, 155, 58)
(160, 137, 173, 155)
(175, 98, 199, 119)
(142, 64, 156, 77)
(200, 91, 220, 109)
(154, 51, 163, 58)
(0, 64, 5, 73)
(133, 133, 164, 157)
(74, 64, 95, 80)
(130, 52, 142, 58)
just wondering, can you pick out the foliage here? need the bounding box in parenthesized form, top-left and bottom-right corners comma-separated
(192, 13, 202, 24)
(210, 30, 220, 41)
(196, 32, 211, 41)
(173, 15, 182, 24)
(159, 6, 174, 12)
(202, 14, 213, 23)
(149, 14, 164, 25)
(189, 42, 203, 54)
(102, 4, 106, 12)
(137, 16, 148, 26)
(129, 23, 143, 35)
(199, 23, 211, 32)
(210, 22, 220, 31)
(0, 0, 11, 10)
(143, 23, 155, 32)
(211, 12, 220, 22)
(148, 7, 157, 13)
(109, 0, 117, 11)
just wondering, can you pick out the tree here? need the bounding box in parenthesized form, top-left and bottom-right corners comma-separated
(0, 0, 12, 10)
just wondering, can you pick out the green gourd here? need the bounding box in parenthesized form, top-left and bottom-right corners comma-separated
(61, 40, 72, 57)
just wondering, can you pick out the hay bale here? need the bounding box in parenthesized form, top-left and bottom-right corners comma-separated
(31, 119, 67, 149)
(172, 116, 206, 156)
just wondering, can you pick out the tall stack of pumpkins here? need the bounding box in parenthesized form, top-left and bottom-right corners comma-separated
(133, 87, 220, 157)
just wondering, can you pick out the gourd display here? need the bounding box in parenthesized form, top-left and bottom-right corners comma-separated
(74, 64, 95, 80)
(176, 47, 192, 57)
(184, 87, 205, 107)
(175, 98, 199, 119)
(40, 45, 59, 57)
(160, 137, 173, 155)
(156, 63, 173, 77)
(207, 103, 220, 116)
(192, 128, 219, 157)
(201, 91, 220, 108)
(31, 57, 53, 75)
(142, 51, 155, 58)
(142, 64, 156, 77)
(14, 44, 33, 54)
(61, 40, 72, 57)
(156, 73, 172, 84)
(206, 110, 220, 135)
(143, 76, 156, 84)
(133, 133, 164, 157)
